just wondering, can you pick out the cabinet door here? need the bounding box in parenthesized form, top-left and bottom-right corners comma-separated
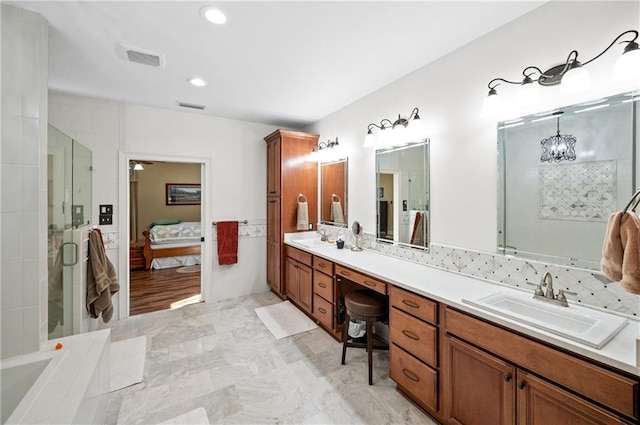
(517, 371, 626, 425)
(444, 336, 516, 425)
(285, 257, 299, 302)
(267, 138, 281, 196)
(297, 263, 313, 313)
(266, 198, 281, 293)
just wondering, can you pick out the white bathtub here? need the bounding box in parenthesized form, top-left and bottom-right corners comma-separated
(0, 329, 111, 425)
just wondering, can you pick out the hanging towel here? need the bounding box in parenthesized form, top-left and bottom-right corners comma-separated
(297, 194, 309, 230)
(87, 229, 119, 323)
(217, 221, 239, 265)
(601, 211, 640, 294)
(410, 211, 424, 246)
(330, 194, 345, 224)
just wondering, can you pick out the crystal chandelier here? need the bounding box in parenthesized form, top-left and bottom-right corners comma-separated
(540, 112, 576, 163)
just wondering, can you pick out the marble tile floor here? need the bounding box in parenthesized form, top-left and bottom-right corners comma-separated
(104, 291, 439, 425)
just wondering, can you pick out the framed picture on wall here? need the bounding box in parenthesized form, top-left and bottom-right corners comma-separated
(166, 183, 201, 205)
(377, 187, 384, 198)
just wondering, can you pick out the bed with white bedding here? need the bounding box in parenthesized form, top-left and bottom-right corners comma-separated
(142, 221, 202, 270)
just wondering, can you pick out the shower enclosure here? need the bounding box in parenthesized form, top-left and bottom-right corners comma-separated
(47, 125, 92, 339)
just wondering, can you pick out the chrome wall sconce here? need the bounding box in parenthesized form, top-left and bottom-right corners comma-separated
(540, 112, 576, 163)
(363, 107, 425, 148)
(482, 29, 640, 117)
(310, 137, 341, 162)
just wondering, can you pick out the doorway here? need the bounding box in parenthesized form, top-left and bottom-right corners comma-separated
(128, 159, 203, 316)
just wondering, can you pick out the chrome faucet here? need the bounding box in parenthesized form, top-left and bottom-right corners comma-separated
(541, 272, 555, 299)
(528, 272, 576, 307)
(319, 229, 328, 242)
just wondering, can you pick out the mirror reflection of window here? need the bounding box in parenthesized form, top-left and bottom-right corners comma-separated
(497, 91, 639, 270)
(376, 139, 430, 250)
(320, 159, 348, 226)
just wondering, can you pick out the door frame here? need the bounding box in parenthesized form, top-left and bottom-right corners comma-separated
(118, 152, 212, 320)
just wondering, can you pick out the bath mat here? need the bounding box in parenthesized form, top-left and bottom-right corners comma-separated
(255, 300, 317, 340)
(176, 265, 201, 274)
(110, 335, 146, 392)
(159, 407, 209, 425)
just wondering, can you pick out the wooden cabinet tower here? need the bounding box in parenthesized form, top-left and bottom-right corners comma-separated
(264, 129, 319, 298)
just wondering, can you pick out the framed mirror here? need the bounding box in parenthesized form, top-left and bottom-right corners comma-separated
(376, 139, 430, 250)
(498, 90, 639, 270)
(320, 158, 348, 226)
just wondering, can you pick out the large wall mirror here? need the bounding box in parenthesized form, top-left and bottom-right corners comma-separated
(498, 91, 639, 270)
(320, 158, 348, 226)
(376, 139, 430, 249)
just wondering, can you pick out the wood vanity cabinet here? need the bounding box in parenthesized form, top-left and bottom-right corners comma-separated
(389, 286, 440, 415)
(284, 246, 312, 314)
(441, 306, 639, 425)
(312, 256, 335, 334)
(264, 130, 318, 298)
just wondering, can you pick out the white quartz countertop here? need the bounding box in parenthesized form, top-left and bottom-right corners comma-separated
(284, 233, 640, 377)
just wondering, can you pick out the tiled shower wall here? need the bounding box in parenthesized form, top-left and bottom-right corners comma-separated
(319, 225, 638, 318)
(1, 5, 49, 358)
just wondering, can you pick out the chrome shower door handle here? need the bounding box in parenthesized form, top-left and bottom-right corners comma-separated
(61, 242, 79, 266)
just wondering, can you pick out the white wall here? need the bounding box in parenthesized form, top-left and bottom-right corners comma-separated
(1, 5, 49, 358)
(306, 1, 640, 255)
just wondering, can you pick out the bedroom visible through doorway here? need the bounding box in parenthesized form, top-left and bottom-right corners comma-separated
(129, 160, 203, 316)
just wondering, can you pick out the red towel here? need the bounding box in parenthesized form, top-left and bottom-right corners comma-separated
(217, 221, 239, 265)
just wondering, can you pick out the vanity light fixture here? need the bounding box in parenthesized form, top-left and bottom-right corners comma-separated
(310, 137, 340, 162)
(363, 107, 425, 148)
(540, 112, 576, 163)
(482, 29, 640, 118)
(201, 7, 227, 24)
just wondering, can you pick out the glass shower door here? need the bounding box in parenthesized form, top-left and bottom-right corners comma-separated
(47, 125, 92, 339)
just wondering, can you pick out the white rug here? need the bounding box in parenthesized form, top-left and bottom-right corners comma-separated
(159, 408, 209, 425)
(110, 335, 146, 392)
(255, 300, 318, 340)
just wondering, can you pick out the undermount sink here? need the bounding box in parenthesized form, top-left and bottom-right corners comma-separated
(462, 291, 628, 349)
(294, 238, 330, 248)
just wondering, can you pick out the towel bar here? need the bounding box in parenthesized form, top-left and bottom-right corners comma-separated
(212, 220, 249, 226)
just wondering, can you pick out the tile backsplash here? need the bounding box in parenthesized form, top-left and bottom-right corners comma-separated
(319, 225, 638, 318)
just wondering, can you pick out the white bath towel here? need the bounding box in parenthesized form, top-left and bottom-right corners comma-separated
(297, 194, 309, 230)
(330, 194, 344, 224)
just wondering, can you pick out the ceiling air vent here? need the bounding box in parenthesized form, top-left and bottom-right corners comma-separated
(118, 44, 165, 68)
(178, 102, 206, 110)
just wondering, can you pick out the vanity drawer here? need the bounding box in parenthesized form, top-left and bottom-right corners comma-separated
(335, 265, 387, 295)
(286, 245, 312, 266)
(390, 307, 437, 368)
(313, 293, 333, 330)
(313, 270, 334, 302)
(314, 256, 334, 275)
(444, 307, 639, 420)
(390, 286, 437, 325)
(390, 344, 438, 412)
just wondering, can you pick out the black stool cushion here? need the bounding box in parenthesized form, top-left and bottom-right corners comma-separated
(344, 290, 386, 318)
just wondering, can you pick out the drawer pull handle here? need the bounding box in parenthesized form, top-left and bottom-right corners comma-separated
(318, 307, 327, 314)
(402, 369, 420, 382)
(401, 330, 419, 341)
(319, 263, 326, 268)
(517, 381, 526, 390)
(318, 282, 327, 288)
(340, 271, 351, 277)
(504, 374, 512, 382)
(402, 300, 420, 309)
(364, 281, 377, 287)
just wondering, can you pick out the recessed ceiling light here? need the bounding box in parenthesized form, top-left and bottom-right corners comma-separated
(201, 7, 227, 24)
(187, 77, 207, 87)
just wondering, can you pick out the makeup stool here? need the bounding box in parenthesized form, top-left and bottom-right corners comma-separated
(341, 289, 389, 385)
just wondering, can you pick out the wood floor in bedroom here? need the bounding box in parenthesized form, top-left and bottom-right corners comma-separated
(129, 267, 202, 316)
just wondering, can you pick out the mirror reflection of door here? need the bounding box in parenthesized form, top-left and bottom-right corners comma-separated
(378, 173, 394, 239)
